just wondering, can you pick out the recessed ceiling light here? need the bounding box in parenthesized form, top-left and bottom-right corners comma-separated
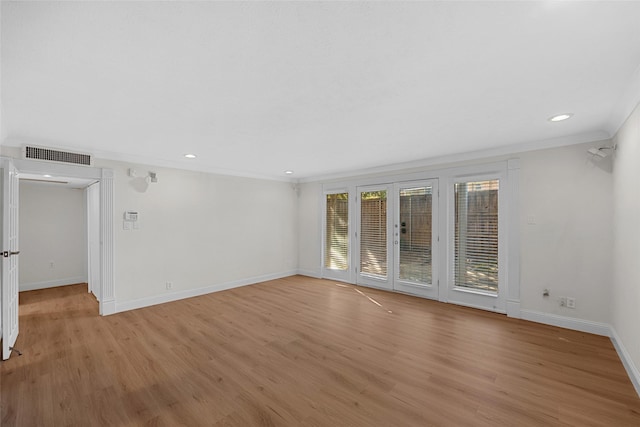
(43, 174, 52, 178)
(549, 113, 573, 122)
(284, 170, 294, 175)
(184, 154, 197, 159)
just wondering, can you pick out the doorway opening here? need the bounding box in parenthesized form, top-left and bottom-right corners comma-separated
(18, 175, 100, 310)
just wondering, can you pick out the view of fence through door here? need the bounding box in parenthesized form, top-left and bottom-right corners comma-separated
(393, 180, 438, 299)
(325, 192, 349, 271)
(398, 186, 432, 283)
(357, 186, 393, 289)
(454, 179, 499, 294)
(360, 190, 388, 278)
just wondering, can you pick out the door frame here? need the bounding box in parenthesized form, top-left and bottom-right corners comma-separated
(8, 157, 115, 315)
(393, 179, 439, 300)
(318, 159, 521, 318)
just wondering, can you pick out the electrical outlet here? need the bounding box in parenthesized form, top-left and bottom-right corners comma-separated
(166, 282, 173, 290)
(567, 297, 576, 309)
(559, 297, 567, 307)
(49, 261, 54, 269)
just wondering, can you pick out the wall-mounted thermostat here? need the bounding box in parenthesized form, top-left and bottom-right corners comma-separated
(124, 211, 138, 221)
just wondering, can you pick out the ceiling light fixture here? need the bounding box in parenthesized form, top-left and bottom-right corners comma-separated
(549, 113, 573, 122)
(43, 174, 52, 178)
(184, 154, 197, 159)
(284, 170, 294, 175)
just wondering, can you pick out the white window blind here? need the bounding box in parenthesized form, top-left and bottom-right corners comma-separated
(454, 180, 499, 292)
(360, 191, 387, 277)
(399, 186, 432, 284)
(325, 193, 349, 270)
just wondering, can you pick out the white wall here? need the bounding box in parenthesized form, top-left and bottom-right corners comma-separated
(297, 181, 321, 277)
(95, 160, 298, 305)
(612, 102, 640, 385)
(19, 181, 87, 290)
(297, 141, 614, 324)
(519, 144, 612, 323)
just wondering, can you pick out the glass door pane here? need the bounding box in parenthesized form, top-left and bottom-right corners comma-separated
(398, 186, 432, 284)
(393, 180, 439, 300)
(325, 193, 349, 271)
(360, 190, 388, 278)
(454, 180, 499, 293)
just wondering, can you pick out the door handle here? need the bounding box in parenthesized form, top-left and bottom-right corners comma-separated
(2, 251, 20, 258)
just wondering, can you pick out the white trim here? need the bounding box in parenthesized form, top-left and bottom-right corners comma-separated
(610, 327, 640, 397)
(519, 311, 640, 398)
(506, 300, 521, 318)
(297, 269, 321, 278)
(8, 157, 115, 318)
(299, 131, 609, 183)
(4, 138, 296, 183)
(114, 271, 297, 314)
(101, 300, 116, 316)
(520, 309, 610, 336)
(19, 276, 87, 292)
(99, 168, 115, 316)
(506, 158, 521, 314)
(606, 62, 640, 137)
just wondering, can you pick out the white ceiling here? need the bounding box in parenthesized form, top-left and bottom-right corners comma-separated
(2, 1, 640, 181)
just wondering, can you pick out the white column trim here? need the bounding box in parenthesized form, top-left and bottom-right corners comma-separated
(100, 168, 115, 315)
(506, 158, 521, 318)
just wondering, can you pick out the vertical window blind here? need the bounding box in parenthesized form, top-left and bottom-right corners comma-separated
(360, 191, 387, 277)
(325, 193, 349, 270)
(454, 180, 499, 292)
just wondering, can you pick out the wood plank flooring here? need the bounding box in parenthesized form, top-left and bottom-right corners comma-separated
(2, 276, 640, 426)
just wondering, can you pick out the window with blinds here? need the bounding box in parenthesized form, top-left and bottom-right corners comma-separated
(454, 180, 499, 293)
(360, 190, 387, 278)
(325, 193, 349, 270)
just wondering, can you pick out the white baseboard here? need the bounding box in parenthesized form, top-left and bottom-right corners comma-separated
(506, 300, 521, 318)
(20, 276, 87, 292)
(101, 299, 116, 316)
(502, 310, 640, 398)
(520, 309, 610, 336)
(114, 270, 298, 313)
(296, 269, 321, 279)
(610, 327, 640, 397)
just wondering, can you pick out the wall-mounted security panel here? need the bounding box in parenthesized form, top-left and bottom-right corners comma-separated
(22, 145, 93, 166)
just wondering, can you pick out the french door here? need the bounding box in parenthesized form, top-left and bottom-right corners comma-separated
(356, 185, 393, 290)
(393, 180, 439, 299)
(356, 180, 439, 299)
(446, 175, 505, 313)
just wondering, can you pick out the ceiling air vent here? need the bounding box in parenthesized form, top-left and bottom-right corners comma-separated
(23, 145, 93, 166)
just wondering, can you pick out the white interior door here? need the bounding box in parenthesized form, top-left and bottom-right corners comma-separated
(393, 180, 439, 299)
(86, 182, 101, 301)
(356, 185, 393, 290)
(1, 159, 20, 360)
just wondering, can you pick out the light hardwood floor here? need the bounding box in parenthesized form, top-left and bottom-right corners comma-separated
(2, 276, 640, 426)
